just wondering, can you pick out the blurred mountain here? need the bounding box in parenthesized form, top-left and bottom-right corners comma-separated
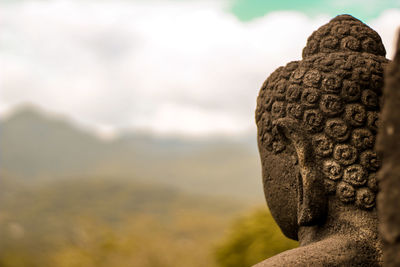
(0, 105, 263, 202)
(0, 105, 112, 178)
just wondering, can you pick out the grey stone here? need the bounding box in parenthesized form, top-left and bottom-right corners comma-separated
(376, 30, 400, 267)
(255, 15, 388, 266)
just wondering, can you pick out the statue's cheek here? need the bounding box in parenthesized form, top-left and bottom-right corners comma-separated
(261, 150, 299, 240)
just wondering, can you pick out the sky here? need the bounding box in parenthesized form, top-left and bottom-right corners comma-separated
(1, 0, 400, 138)
(231, 0, 400, 21)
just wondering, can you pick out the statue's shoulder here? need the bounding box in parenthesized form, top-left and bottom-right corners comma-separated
(253, 235, 381, 267)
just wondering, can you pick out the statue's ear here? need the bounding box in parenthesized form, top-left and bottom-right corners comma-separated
(275, 118, 328, 226)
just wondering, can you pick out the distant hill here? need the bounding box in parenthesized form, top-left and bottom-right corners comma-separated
(0, 106, 112, 178)
(0, 105, 264, 202)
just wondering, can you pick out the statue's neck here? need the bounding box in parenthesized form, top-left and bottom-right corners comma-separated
(298, 198, 379, 246)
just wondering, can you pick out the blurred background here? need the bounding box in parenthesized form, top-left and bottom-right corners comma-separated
(1, 0, 400, 266)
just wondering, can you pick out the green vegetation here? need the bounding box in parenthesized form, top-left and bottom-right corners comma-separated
(0, 176, 245, 267)
(215, 208, 298, 267)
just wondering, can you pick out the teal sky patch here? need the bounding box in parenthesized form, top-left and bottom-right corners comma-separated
(230, 0, 400, 22)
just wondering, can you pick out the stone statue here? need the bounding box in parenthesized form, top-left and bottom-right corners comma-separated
(377, 30, 400, 267)
(255, 15, 388, 266)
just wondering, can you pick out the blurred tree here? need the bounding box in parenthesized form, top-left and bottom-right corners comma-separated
(214, 207, 298, 267)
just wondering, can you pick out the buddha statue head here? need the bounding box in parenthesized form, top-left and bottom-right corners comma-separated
(255, 15, 389, 266)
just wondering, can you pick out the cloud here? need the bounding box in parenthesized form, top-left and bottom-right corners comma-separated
(369, 9, 400, 58)
(0, 1, 399, 136)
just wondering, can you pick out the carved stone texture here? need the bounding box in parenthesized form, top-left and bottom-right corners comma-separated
(377, 30, 400, 267)
(255, 14, 388, 266)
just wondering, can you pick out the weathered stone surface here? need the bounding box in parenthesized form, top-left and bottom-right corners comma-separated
(255, 15, 388, 266)
(376, 30, 400, 267)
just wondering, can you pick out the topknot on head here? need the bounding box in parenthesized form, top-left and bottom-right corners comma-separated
(330, 14, 361, 23)
(302, 14, 386, 58)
